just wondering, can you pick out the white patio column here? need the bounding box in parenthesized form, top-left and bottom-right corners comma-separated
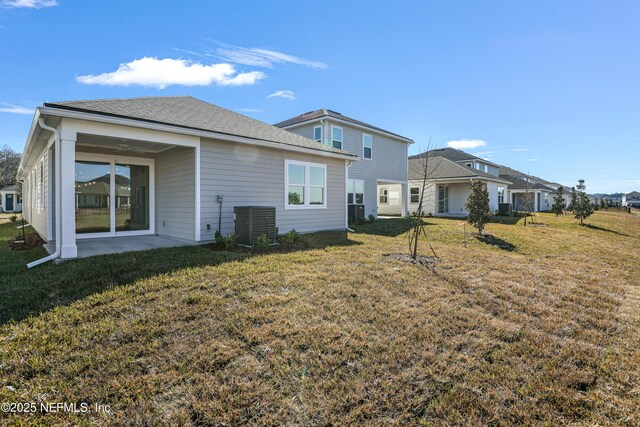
(59, 131, 77, 258)
(534, 191, 539, 212)
(401, 182, 408, 217)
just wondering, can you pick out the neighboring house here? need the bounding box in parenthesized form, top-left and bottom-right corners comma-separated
(274, 109, 413, 220)
(18, 96, 358, 261)
(498, 166, 555, 212)
(0, 184, 22, 213)
(403, 148, 512, 217)
(622, 191, 640, 207)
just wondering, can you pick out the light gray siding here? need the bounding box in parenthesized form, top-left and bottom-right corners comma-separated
(286, 121, 409, 218)
(199, 138, 346, 239)
(155, 147, 196, 240)
(23, 147, 50, 240)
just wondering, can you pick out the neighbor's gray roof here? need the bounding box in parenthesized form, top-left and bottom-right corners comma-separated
(44, 96, 356, 158)
(0, 184, 17, 192)
(499, 174, 555, 191)
(498, 165, 555, 191)
(273, 109, 413, 143)
(625, 191, 640, 198)
(411, 147, 479, 162)
(408, 156, 511, 183)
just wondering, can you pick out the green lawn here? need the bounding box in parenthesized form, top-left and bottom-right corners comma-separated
(0, 210, 639, 425)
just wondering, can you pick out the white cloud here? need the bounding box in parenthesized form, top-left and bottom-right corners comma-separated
(1, 0, 57, 8)
(446, 139, 487, 149)
(76, 57, 265, 89)
(211, 42, 328, 70)
(527, 158, 539, 162)
(0, 102, 33, 115)
(267, 90, 296, 101)
(512, 147, 531, 152)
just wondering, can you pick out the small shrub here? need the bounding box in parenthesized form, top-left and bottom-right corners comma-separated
(368, 214, 376, 223)
(280, 229, 300, 247)
(214, 229, 223, 245)
(9, 214, 17, 223)
(223, 233, 237, 250)
(255, 233, 270, 251)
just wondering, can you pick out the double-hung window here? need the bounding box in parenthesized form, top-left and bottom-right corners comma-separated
(410, 187, 420, 204)
(379, 187, 388, 204)
(285, 160, 326, 208)
(331, 126, 343, 149)
(498, 186, 505, 204)
(347, 179, 364, 205)
(363, 134, 372, 159)
(313, 126, 323, 143)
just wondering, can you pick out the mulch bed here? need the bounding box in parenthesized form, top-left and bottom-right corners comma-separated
(385, 253, 440, 268)
(7, 233, 45, 251)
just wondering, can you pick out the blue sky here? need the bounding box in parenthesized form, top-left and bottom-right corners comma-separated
(1, 0, 638, 192)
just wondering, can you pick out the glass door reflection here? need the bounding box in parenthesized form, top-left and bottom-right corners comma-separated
(75, 161, 111, 234)
(115, 164, 149, 231)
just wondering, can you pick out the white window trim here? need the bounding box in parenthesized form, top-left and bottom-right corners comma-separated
(284, 159, 327, 210)
(331, 125, 343, 150)
(75, 152, 155, 239)
(313, 125, 323, 143)
(410, 186, 420, 204)
(362, 133, 372, 160)
(347, 178, 365, 205)
(379, 186, 389, 205)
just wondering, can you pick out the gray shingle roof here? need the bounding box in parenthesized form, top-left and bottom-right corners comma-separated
(44, 96, 356, 158)
(409, 156, 511, 183)
(273, 109, 413, 143)
(497, 165, 555, 191)
(0, 184, 17, 192)
(410, 147, 479, 162)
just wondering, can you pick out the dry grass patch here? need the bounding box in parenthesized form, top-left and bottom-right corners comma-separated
(0, 210, 638, 425)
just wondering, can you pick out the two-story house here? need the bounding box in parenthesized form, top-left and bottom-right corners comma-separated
(406, 148, 512, 216)
(622, 191, 640, 208)
(275, 109, 413, 221)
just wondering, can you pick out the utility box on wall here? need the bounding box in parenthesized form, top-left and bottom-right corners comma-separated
(234, 206, 277, 245)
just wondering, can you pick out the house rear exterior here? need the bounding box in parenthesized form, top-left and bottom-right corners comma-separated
(18, 96, 357, 262)
(407, 148, 512, 216)
(275, 109, 413, 220)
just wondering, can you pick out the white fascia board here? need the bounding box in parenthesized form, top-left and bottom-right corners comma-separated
(281, 117, 414, 145)
(39, 106, 358, 161)
(17, 108, 43, 180)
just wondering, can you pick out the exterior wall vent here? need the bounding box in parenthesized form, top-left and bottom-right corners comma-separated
(234, 206, 277, 246)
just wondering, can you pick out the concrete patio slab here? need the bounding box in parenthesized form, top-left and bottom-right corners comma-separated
(45, 235, 196, 259)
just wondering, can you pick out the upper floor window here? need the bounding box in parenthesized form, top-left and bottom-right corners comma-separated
(331, 126, 343, 150)
(285, 160, 326, 209)
(313, 126, 323, 143)
(363, 134, 372, 159)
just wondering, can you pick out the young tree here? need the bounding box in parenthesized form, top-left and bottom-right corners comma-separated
(0, 145, 21, 189)
(574, 179, 593, 225)
(465, 180, 491, 235)
(522, 175, 535, 226)
(568, 186, 578, 211)
(407, 139, 439, 260)
(551, 186, 565, 216)
(600, 198, 606, 210)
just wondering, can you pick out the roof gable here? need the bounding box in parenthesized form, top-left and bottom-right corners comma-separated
(274, 108, 413, 143)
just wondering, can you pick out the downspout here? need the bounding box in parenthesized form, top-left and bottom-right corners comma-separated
(27, 119, 61, 268)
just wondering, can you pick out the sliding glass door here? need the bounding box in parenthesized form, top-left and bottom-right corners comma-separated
(75, 161, 112, 234)
(75, 154, 154, 238)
